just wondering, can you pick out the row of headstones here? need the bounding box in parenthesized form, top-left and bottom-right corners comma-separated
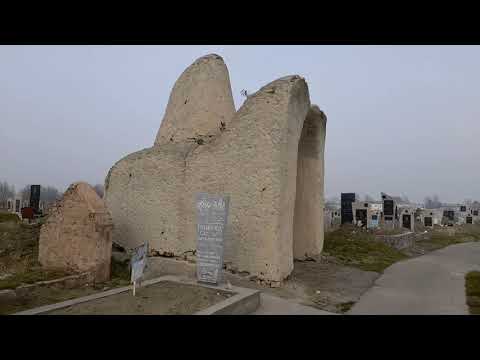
(4, 185, 45, 218)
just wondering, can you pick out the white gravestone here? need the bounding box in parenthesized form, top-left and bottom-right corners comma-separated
(196, 193, 230, 285)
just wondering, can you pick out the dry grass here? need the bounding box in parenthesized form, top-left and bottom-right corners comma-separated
(0, 216, 133, 314)
(465, 271, 480, 315)
(415, 225, 480, 253)
(0, 218, 73, 290)
(323, 226, 408, 273)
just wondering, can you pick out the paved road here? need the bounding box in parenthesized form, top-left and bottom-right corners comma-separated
(252, 293, 336, 315)
(349, 242, 480, 315)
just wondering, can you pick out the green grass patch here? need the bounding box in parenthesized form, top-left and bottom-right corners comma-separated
(110, 257, 131, 286)
(458, 225, 480, 241)
(0, 220, 73, 290)
(323, 226, 408, 273)
(0, 268, 71, 290)
(465, 271, 480, 315)
(466, 271, 480, 296)
(0, 213, 20, 223)
(418, 225, 480, 252)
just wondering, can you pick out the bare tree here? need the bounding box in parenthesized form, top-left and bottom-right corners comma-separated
(425, 194, 442, 209)
(0, 181, 15, 208)
(20, 184, 61, 206)
(93, 184, 104, 198)
(41, 186, 62, 203)
(325, 196, 340, 210)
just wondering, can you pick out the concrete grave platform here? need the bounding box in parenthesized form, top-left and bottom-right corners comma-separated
(12, 275, 260, 315)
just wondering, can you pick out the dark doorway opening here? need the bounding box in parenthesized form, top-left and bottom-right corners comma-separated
(466, 217, 473, 224)
(424, 217, 432, 227)
(402, 214, 411, 229)
(384, 200, 394, 216)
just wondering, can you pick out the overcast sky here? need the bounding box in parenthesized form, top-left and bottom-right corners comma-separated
(1, 45, 479, 203)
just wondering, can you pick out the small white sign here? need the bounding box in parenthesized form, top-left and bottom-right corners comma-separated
(130, 242, 148, 295)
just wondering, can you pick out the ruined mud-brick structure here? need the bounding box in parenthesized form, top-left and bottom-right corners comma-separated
(39, 182, 113, 283)
(105, 54, 327, 284)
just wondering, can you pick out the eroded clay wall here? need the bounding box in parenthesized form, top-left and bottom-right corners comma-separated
(184, 76, 311, 282)
(39, 182, 113, 282)
(293, 106, 327, 259)
(105, 54, 326, 283)
(105, 144, 193, 254)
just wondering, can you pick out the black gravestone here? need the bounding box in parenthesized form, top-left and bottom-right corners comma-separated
(196, 193, 230, 285)
(341, 193, 356, 225)
(29, 185, 41, 213)
(383, 200, 394, 216)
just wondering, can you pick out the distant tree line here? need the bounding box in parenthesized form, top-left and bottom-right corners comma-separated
(20, 184, 62, 204)
(1, 180, 105, 210)
(424, 195, 442, 209)
(93, 184, 104, 198)
(0, 181, 15, 208)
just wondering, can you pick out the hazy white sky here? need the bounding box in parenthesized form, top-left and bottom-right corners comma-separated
(1, 45, 479, 203)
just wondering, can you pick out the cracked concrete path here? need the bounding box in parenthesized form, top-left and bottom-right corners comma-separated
(349, 242, 480, 315)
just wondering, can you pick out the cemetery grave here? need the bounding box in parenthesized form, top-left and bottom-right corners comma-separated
(11, 276, 260, 315)
(42, 280, 233, 315)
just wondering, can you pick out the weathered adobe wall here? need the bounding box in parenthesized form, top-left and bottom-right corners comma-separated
(293, 105, 327, 259)
(39, 182, 113, 282)
(185, 76, 320, 281)
(105, 143, 195, 255)
(154, 54, 236, 146)
(105, 54, 235, 255)
(105, 55, 326, 283)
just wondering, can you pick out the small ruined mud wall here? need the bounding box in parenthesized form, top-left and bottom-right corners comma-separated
(39, 182, 113, 283)
(376, 232, 415, 250)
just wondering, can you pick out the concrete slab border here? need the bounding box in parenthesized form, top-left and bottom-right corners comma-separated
(12, 275, 260, 315)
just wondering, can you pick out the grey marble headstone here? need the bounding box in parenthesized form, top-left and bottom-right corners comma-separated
(196, 193, 230, 285)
